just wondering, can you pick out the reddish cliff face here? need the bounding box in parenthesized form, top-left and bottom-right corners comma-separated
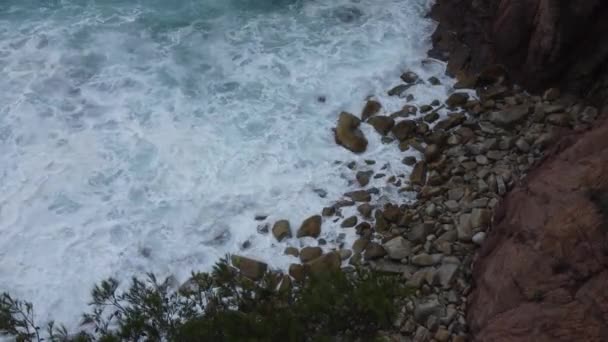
(430, 0, 608, 104)
(467, 115, 608, 341)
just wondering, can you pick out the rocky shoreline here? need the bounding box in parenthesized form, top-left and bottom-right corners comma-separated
(228, 56, 602, 341)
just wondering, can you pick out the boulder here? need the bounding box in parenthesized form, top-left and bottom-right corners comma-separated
(341, 216, 358, 228)
(352, 238, 370, 254)
(356, 170, 373, 187)
(363, 242, 387, 260)
(361, 100, 382, 120)
(424, 144, 441, 162)
(489, 104, 531, 127)
(383, 236, 412, 260)
(446, 92, 470, 107)
(296, 215, 322, 238)
(306, 252, 341, 276)
(388, 84, 413, 97)
(300, 246, 323, 262)
(289, 263, 306, 281)
(367, 115, 395, 135)
(284, 247, 299, 257)
(391, 120, 417, 140)
(345, 190, 371, 202)
(401, 71, 419, 84)
(335, 112, 368, 153)
(272, 220, 291, 241)
(231, 255, 268, 280)
(357, 203, 374, 217)
(410, 161, 428, 185)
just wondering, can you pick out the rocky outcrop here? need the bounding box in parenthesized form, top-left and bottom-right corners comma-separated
(468, 116, 608, 341)
(430, 0, 608, 104)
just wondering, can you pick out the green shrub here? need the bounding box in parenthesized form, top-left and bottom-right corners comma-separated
(1, 258, 410, 342)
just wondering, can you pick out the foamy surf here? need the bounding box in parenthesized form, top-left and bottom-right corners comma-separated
(0, 0, 451, 328)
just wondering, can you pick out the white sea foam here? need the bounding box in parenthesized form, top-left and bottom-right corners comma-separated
(0, 0, 452, 328)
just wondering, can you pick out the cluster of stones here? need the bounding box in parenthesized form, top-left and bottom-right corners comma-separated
(229, 66, 599, 341)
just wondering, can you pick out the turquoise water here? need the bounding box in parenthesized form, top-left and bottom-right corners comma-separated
(0, 0, 449, 327)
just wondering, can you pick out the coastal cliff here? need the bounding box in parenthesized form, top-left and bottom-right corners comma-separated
(430, 0, 608, 105)
(430, 1, 608, 341)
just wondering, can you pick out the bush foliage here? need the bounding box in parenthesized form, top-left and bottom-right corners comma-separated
(1, 258, 409, 341)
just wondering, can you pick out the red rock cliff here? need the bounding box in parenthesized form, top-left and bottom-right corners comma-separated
(430, 0, 608, 104)
(468, 116, 608, 341)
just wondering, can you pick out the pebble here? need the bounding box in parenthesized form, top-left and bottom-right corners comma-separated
(383, 236, 412, 260)
(472, 232, 486, 245)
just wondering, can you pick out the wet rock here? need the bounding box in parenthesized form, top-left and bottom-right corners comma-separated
(402, 156, 417, 166)
(356, 170, 373, 187)
(423, 111, 440, 123)
(420, 104, 433, 113)
(388, 84, 413, 97)
(401, 71, 419, 84)
(334, 199, 355, 208)
(289, 263, 306, 281)
(321, 206, 335, 217)
(284, 247, 299, 257)
(341, 215, 358, 228)
(446, 92, 470, 107)
(272, 220, 292, 241)
(296, 215, 322, 238)
(410, 161, 427, 185)
(357, 203, 374, 217)
(352, 238, 370, 254)
(254, 214, 268, 221)
(361, 100, 382, 120)
(489, 104, 531, 127)
(367, 115, 395, 135)
(300, 246, 323, 262)
(363, 242, 387, 260)
(383, 204, 402, 223)
(257, 223, 270, 234)
(355, 222, 372, 236)
(345, 190, 371, 202)
(435, 113, 466, 130)
(231, 255, 268, 280)
(424, 144, 442, 162)
(335, 112, 368, 153)
(428, 76, 441, 85)
(306, 252, 341, 276)
(392, 120, 417, 140)
(339, 249, 352, 260)
(383, 236, 412, 260)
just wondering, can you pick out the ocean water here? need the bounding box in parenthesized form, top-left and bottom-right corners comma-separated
(0, 0, 451, 328)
